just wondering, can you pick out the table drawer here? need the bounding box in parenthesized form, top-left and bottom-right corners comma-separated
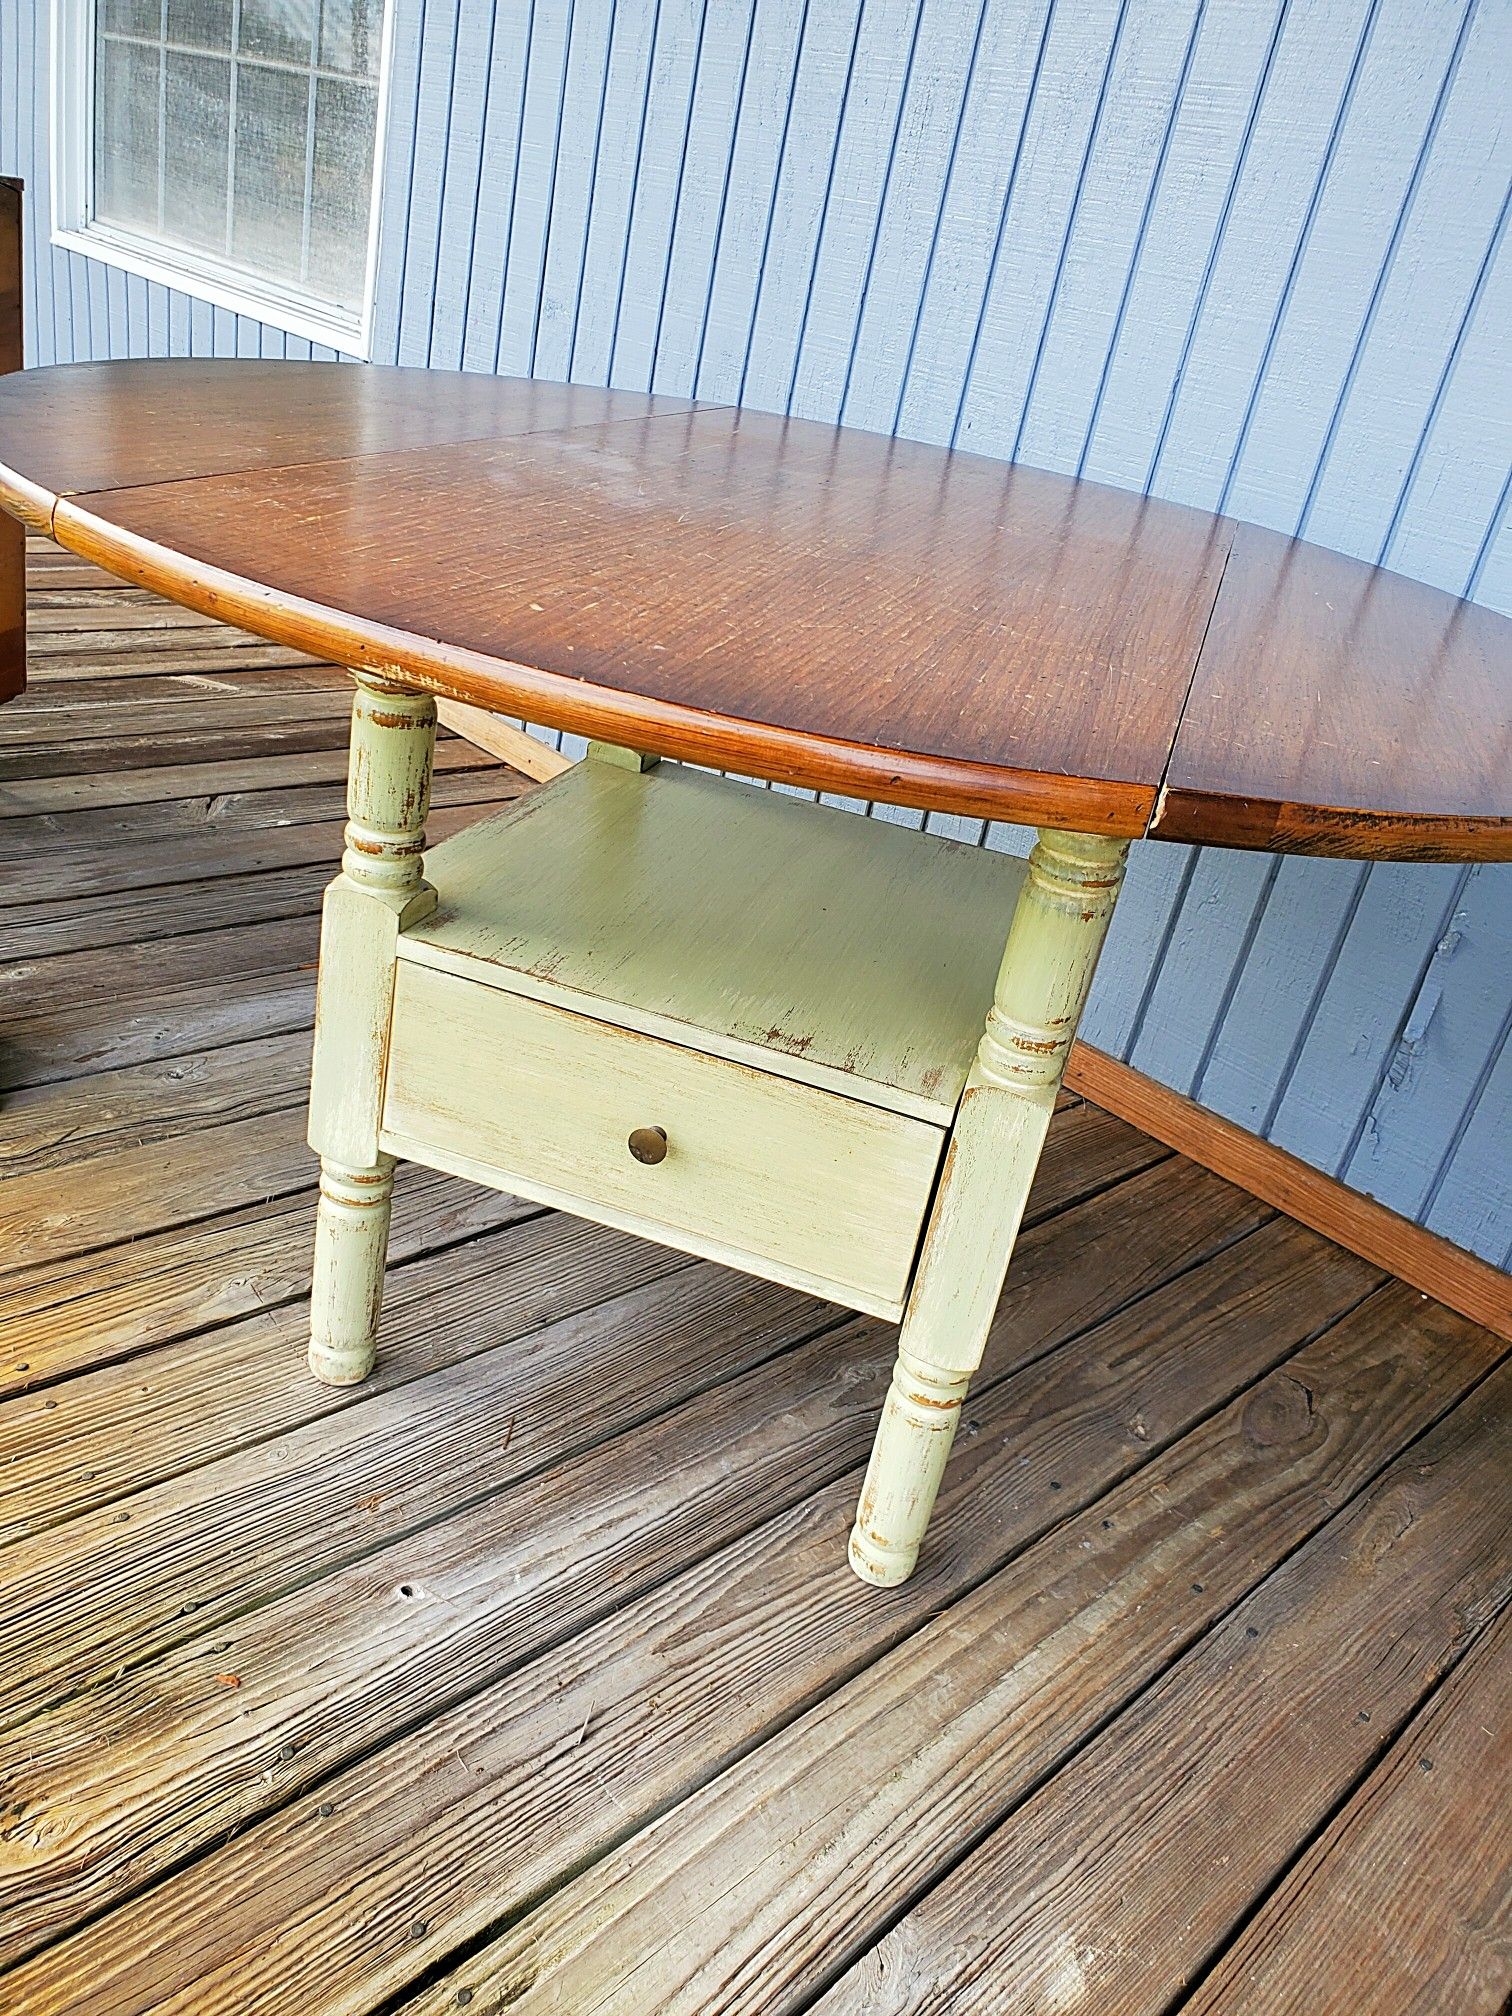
(381, 960, 944, 1318)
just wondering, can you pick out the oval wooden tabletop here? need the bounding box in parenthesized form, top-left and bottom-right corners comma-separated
(0, 360, 1506, 859)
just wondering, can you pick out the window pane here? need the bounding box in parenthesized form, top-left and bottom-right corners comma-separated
(308, 78, 376, 302)
(165, 0, 233, 53)
(320, 0, 383, 80)
(232, 62, 312, 289)
(161, 51, 231, 254)
(239, 0, 316, 68)
(100, 0, 161, 34)
(94, 37, 161, 234)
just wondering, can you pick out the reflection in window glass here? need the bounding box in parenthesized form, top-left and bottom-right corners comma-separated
(94, 34, 160, 233)
(161, 51, 231, 256)
(319, 0, 382, 78)
(233, 63, 311, 284)
(309, 79, 378, 302)
(240, 0, 317, 69)
(165, 0, 233, 54)
(98, 0, 159, 34)
(91, 0, 383, 317)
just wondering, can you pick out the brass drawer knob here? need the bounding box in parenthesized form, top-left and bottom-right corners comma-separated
(627, 1125, 669, 1166)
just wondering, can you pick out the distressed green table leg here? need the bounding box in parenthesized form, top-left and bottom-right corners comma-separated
(849, 827, 1129, 1587)
(306, 672, 437, 1385)
(308, 1154, 397, 1383)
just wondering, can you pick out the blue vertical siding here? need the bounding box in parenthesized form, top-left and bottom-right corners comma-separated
(1, 0, 1508, 1267)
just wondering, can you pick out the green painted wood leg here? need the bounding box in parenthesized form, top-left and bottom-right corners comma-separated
(849, 827, 1129, 1587)
(308, 1154, 397, 1383)
(306, 672, 436, 1385)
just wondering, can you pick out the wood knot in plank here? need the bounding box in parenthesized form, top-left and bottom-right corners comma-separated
(1239, 1373, 1316, 1449)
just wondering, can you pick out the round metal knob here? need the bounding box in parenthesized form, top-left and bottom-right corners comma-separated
(627, 1125, 668, 1166)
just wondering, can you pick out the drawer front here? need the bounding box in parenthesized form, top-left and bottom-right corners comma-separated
(382, 960, 943, 1317)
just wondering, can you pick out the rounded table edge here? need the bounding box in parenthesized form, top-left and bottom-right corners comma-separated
(45, 493, 1160, 840)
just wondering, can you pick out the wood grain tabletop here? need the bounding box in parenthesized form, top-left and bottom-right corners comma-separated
(0, 359, 1506, 858)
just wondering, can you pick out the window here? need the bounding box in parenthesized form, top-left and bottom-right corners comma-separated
(52, 0, 391, 354)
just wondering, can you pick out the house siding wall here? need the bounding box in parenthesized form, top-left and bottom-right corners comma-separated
(2, 0, 1508, 1267)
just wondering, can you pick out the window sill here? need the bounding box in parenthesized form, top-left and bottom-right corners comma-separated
(50, 222, 374, 358)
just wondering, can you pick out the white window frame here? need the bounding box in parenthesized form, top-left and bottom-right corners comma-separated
(50, 0, 394, 356)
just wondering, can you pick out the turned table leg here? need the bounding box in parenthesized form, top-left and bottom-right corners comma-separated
(306, 673, 437, 1385)
(849, 827, 1128, 1587)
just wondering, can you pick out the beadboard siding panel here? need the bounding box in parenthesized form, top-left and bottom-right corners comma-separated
(1, 0, 1508, 1266)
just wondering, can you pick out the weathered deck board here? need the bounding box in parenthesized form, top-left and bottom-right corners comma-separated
(0, 686, 352, 748)
(3, 913, 322, 1017)
(0, 1217, 1377, 1994)
(0, 866, 333, 959)
(405, 1295, 1503, 2016)
(0, 1210, 688, 1544)
(0, 755, 508, 862)
(0, 1029, 313, 1176)
(2, 969, 319, 1086)
(25, 640, 321, 679)
(0, 735, 495, 819)
(812, 1351, 1509, 2016)
(0, 708, 356, 777)
(0, 1161, 525, 1397)
(0, 664, 354, 721)
(1185, 1607, 1512, 2016)
(1, 546, 1506, 2015)
(0, 1261, 836, 1733)
(0, 1105, 318, 1271)
(6, 794, 515, 911)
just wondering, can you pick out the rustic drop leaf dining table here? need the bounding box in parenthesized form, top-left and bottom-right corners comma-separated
(1, 362, 1507, 1586)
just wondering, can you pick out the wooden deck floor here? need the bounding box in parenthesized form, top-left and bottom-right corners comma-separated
(1, 536, 1508, 2015)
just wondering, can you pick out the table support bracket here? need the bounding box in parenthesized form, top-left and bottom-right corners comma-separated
(848, 827, 1129, 1587)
